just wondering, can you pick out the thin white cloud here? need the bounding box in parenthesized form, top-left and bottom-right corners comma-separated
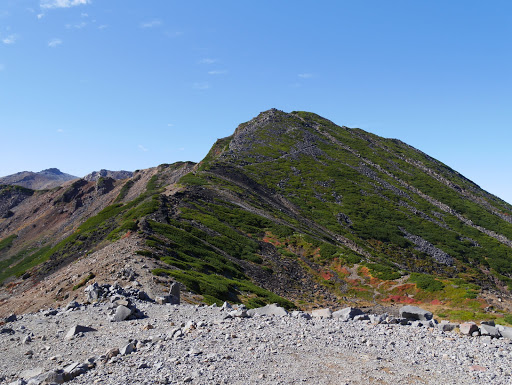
(81, 12, 88, 17)
(208, 70, 227, 75)
(140, 19, 162, 28)
(48, 38, 62, 48)
(167, 123, 174, 127)
(199, 58, 217, 64)
(56, 128, 64, 133)
(40, 0, 91, 9)
(138, 145, 148, 152)
(37, 13, 45, 19)
(165, 31, 183, 38)
(193, 82, 210, 90)
(65, 21, 87, 29)
(98, 24, 108, 30)
(2, 34, 18, 45)
(298, 73, 314, 79)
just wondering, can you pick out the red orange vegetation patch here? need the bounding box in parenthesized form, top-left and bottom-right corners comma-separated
(320, 270, 333, 280)
(382, 295, 419, 304)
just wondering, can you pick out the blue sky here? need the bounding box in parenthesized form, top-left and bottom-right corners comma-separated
(0, 1, 511, 202)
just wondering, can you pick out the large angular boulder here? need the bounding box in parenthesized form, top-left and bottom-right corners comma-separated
(113, 305, 133, 322)
(333, 307, 364, 321)
(247, 303, 288, 317)
(312, 308, 332, 318)
(64, 325, 97, 340)
(169, 282, 180, 305)
(479, 324, 501, 338)
(399, 305, 433, 321)
(460, 322, 479, 335)
(496, 325, 512, 339)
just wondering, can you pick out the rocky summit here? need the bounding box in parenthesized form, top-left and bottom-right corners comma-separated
(1, 109, 512, 375)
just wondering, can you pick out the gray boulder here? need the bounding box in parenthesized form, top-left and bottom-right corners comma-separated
(85, 283, 102, 302)
(311, 308, 332, 318)
(399, 305, 433, 321)
(113, 305, 133, 322)
(460, 322, 479, 335)
(4, 313, 17, 323)
(120, 342, 135, 355)
(291, 311, 312, 320)
(496, 325, 512, 339)
(369, 313, 387, 324)
(479, 324, 501, 338)
(65, 301, 80, 311)
(247, 303, 288, 317)
(437, 321, 459, 332)
(332, 307, 364, 321)
(169, 282, 180, 305)
(64, 325, 97, 340)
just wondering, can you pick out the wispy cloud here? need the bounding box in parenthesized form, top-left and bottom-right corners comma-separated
(56, 128, 64, 133)
(208, 70, 227, 75)
(193, 82, 210, 90)
(37, 13, 45, 19)
(138, 145, 148, 152)
(2, 34, 18, 45)
(0, 64, 4, 71)
(81, 12, 88, 17)
(65, 21, 87, 29)
(165, 31, 183, 38)
(40, 0, 91, 9)
(167, 123, 174, 127)
(199, 58, 217, 64)
(140, 19, 162, 28)
(298, 73, 314, 79)
(48, 38, 62, 48)
(98, 24, 108, 30)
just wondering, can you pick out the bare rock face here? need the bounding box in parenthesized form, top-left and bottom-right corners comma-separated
(84, 169, 133, 182)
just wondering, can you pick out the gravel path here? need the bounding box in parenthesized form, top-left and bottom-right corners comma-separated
(1, 301, 511, 384)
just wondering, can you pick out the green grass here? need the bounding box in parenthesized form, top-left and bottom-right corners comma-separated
(0, 234, 17, 252)
(152, 268, 294, 309)
(408, 273, 445, 292)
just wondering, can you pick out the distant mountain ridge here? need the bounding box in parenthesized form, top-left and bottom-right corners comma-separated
(0, 168, 78, 190)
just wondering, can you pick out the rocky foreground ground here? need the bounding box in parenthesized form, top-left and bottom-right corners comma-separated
(2, 288, 512, 385)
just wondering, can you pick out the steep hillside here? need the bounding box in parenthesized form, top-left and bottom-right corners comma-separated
(0, 168, 78, 190)
(1, 109, 512, 322)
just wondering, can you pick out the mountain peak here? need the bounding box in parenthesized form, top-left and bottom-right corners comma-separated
(41, 168, 63, 175)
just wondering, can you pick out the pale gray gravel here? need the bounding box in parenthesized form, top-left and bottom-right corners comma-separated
(2, 301, 512, 384)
